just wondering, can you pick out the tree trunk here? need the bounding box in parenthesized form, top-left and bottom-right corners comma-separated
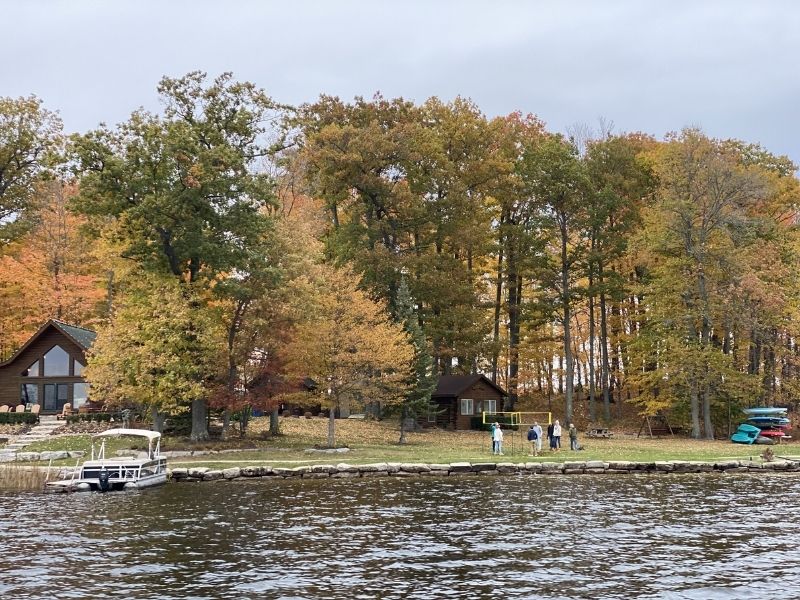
(588, 288, 597, 422)
(150, 405, 166, 433)
(398, 405, 408, 444)
(599, 274, 612, 422)
(270, 406, 280, 436)
(690, 381, 700, 439)
(702, 389, 714, 440)
(190, 398, 209, 441)
(327, 404, 336, 448)
(238, 406, 251, 438)
(561, 219, 574, 423)
(222, 409, 230, 438)
(536, 361, 543, 392)
(491, 222, 504, 383)
(506, 242, 521, 411)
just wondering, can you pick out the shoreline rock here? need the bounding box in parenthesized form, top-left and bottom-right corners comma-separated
(166, 458, 800, 483)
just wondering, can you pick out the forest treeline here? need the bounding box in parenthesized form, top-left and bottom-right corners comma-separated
(1, 72, 798, 442)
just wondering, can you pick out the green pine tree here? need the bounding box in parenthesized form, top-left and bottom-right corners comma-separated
(394, 277, 438, 443)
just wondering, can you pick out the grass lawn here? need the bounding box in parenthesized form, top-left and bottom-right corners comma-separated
(21, 417, 796, 469)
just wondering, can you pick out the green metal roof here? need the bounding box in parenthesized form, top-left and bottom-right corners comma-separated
(52, 320, 97, 350)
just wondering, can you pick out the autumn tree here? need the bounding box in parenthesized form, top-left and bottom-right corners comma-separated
(630, 130, 794, 438)
(71, 72, 286, 440)
(213, 195, 324, 437)
(584, 133, 656, 421)
(284, 263, 414, 448)
(489, 112, 546, 408)
(0, 181, 106, 358)
(518, 134, 589, 423)
(294, 95, 497, 375)
(0, 95, 62, 244)
(85, 274, 224, 432)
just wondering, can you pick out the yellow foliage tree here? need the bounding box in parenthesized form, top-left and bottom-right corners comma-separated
(84, 274, 225, 431)
(285, 263, 414, 448)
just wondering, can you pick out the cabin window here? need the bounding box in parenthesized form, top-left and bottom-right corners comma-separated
(484, 399, 497, 414)
(427, 404, 437, 423)
(43, 345, 70, 377)
(73, 383, 89, 409)
(22, 360, 40, 377)
(460, 398, 473, 415)
(74, 360, 85, 377)
(20, 384, 38, 405)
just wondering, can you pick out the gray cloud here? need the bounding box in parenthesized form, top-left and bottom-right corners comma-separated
(3, 0, 799, 163)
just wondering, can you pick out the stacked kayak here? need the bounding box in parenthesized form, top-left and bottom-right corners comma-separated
(731, 423, 761, 444)
(735, 407, 792, 445)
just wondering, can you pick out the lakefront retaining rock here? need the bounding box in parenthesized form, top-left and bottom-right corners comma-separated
(166, 458, 800, 484)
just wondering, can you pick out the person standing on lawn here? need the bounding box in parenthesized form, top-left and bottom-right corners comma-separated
(533, 420, 543, 455)
(492, 423, 504, 455)
(547, 421, 556, 451)
(490, 421, 498, 454)
(569, 423, 579, 451)
(527, 425, 539, 456)
(552, 419, 562, 451)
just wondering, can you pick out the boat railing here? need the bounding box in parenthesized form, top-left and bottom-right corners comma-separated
(70, 459, 80, 484)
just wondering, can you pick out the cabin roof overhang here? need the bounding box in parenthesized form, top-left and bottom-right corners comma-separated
(431, 374, 508, 399)
(0, 319, 96, 369)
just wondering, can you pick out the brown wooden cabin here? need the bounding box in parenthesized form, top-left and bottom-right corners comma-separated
(422, 375, 508, 430)
(0, 320, 95, 414)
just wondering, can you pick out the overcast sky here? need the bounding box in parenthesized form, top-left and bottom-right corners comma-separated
(4, 0, 800, 164)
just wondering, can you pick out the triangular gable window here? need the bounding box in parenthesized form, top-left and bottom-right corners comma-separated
(22, 360, 40, 377)
(43, 345, 70, 377)
(74, 360, 85, 377)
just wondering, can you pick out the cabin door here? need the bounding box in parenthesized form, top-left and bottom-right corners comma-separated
(43, 383, 69, 412)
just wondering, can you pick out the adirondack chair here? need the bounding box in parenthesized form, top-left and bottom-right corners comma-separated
(0, 405, 9, 413)
(57, 403, 73, 420)
(14, 404, 26, 413)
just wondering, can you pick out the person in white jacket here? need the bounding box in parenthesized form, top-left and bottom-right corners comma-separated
(552, 419, 562, 451)
(492, 424, 504, 455)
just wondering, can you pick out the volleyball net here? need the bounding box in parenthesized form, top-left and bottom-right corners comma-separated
(482, 411, 552, 426)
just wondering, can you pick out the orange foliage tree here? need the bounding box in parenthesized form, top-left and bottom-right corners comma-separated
(0, 181, 106, 358)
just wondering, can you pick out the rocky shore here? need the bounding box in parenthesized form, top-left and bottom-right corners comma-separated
(166, 458, 800, 482)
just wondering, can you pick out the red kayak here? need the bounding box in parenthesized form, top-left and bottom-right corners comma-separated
(758, 429, 790, 437)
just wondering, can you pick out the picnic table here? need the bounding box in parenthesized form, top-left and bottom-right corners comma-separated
(585, 427, 614, 438)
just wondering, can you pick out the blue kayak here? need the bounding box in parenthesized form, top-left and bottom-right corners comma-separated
(747, 416, 790, 426)
(742, 407, 788, 415)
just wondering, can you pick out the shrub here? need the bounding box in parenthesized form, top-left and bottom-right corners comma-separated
(163, 413, 191, 436)
(0, 412, 37, 425)
(65, 412, 114, 424)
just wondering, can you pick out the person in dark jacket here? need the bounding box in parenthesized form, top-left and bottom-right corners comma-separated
(547, 421, 556, 451)
(527, 425, 539, 456)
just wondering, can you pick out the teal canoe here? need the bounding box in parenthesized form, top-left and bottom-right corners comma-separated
(731, 423, 761, 445)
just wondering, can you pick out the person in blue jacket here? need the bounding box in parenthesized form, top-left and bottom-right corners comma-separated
(527, 425, 539, 456)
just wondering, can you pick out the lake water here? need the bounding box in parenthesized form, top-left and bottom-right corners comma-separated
(1, 474, 799, 599)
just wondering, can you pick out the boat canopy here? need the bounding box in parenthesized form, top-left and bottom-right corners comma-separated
(92, 428, 161, 441)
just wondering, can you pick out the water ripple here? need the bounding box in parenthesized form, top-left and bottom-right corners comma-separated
(0, 474, 799, 598)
